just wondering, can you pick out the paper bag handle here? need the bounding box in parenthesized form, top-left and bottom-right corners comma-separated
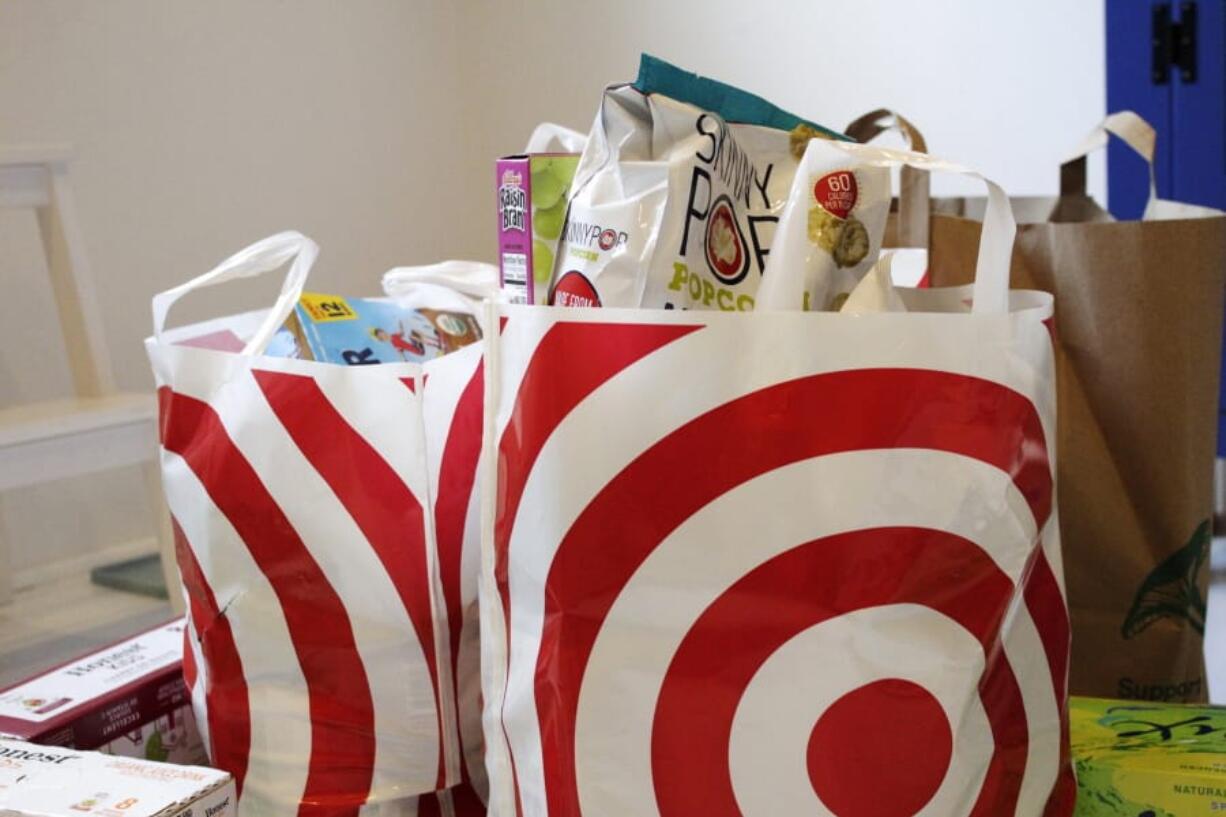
(844, 109, 930, 248)
(1060, 111, 1157, 206)
(525, 122, 588, 154)
(765, 141, 1014, 315)
(844, 108, 929, 153)
(151, 230, 318, 355)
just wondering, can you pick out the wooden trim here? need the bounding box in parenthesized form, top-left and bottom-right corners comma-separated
(36, 165, 115, 397)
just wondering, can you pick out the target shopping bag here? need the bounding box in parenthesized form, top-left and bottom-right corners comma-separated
(147, 233, 465, 817)
(420, 342, 489, 810)
(480, 144, 1074, 816)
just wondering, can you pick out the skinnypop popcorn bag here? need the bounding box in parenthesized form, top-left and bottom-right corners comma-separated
(549, 54, 850, 310)
(758, 136, 892, 310)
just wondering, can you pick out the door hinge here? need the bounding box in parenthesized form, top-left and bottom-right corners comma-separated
(1153, 1, 1198, 85)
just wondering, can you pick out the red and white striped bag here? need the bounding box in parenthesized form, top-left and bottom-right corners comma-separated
(420, 342, 488, 811)
(480, 145, 1075, 816)
(148, 233, 467, 817)
(381, 260, 499, 815)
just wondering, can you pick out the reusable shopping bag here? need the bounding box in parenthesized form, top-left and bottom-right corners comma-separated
(480, 142, 1075, 817)
(148, 232, 463, 817)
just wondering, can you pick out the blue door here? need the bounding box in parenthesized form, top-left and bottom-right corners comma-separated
(1108, 0, 1226, 450)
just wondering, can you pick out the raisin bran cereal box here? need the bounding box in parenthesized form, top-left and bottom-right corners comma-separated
(496, 153, 580, 304)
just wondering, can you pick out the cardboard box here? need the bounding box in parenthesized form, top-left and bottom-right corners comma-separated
(496, 153, 580, 304)
(0, 738, 233, 817)
(0, 620, 205, 765)
(282, 293, 481, 365)
(1071, 696, 1226, 816)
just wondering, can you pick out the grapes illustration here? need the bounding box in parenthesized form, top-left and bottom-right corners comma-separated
(533, 239, 554, 287)
(531, 156, 579, 213)
(531, 158, 567, 210)
(534, 198, 566, 241)
(530, 156, 579, 296)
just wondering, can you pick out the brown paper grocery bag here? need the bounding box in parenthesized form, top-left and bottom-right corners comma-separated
(925, 112, 1226, 702)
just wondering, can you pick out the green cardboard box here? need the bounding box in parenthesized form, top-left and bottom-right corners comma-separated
(1072, 696, 1226, 816)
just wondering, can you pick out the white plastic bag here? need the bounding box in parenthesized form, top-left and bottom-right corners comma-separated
(148, 233, 465, 817)
(383, 260, 501, 314)
(420, 342, 489, 812)
(481, 144, 1075, 817)
(524, 122, 588, 155)
(379, 259, 497, 813)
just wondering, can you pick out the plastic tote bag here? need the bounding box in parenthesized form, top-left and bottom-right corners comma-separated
(420, 342, 489, 813)
(147, 232, 463, 817)
(383, 260, 499, 814)
(480, 143, 1074, 816)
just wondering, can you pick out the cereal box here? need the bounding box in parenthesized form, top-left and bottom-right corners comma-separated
(496, 153, 580, 304)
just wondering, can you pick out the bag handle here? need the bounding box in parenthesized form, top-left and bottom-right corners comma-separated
(844, 108, 929, 153)
(844, 109, 930, 248)
(382, 260, 500, 301)
(764, 141, 1014, 315)
(1060, 111, 1157, 207)
(524, 122, 587, 154)
(151, 230, 318, 355)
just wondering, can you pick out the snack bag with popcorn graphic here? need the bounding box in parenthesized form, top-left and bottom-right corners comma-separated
(550, 53, 847, 310)
(759, 137, 891, 310)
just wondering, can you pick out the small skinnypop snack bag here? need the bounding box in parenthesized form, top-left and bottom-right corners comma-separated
(759, 136, 891, 310)
(550, 54, 847, 310)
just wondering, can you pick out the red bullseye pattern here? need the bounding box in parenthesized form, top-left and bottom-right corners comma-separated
(806, 679, 952, 817)
(651, 527, 1025, 817)
(490, 317, 1074, 817)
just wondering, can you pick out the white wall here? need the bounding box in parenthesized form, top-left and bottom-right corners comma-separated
(0, 0, 487, 575)
(1, 0, 488, 400)
(0, 1, 1105, 575)
(460, 0, 1106, 257)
